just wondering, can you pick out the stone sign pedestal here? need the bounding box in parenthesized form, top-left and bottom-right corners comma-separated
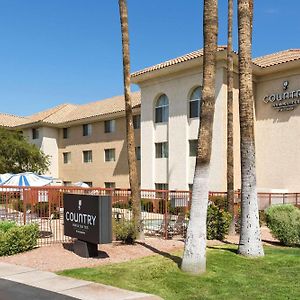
(74, 240, 98, 258)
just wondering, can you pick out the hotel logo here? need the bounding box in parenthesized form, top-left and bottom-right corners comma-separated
(263, 80, 300, 112)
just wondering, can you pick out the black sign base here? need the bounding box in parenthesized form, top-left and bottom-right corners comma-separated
(73, 240, 98, 258)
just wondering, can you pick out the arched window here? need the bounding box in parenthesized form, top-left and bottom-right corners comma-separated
(155, 94, 169, 123)
(189, 87, 202, 118)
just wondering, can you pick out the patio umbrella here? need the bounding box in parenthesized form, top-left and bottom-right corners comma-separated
(1, 172, 53, 187)
(0, 173, 13, 184)
(73, 182, 90, 188)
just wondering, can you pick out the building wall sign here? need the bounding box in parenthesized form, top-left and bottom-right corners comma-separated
(263, 81, 300, 111)
(63, 193, 112, 244)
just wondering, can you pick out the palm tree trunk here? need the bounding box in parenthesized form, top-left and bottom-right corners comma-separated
(118, 0, 142, 239)
(181, 0, 218, 274)
(237, 0, 264, 257)
(227, 0, 235, 235)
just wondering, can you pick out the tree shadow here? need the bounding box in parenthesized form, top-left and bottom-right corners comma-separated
(262, 239, 282, 247)
(207, 244, 238, 254)
(136, 241, 182, 267)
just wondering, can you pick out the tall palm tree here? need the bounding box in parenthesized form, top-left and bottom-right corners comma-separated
(227, 0, 235, 235)
(118, 0, 142, 238)
(181, 0, 218, 274)
(237, 0, 264, 256)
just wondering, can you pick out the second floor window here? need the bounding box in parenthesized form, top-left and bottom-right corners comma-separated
(133, 115, 141, 129)
(83, 124, 92, 136)
(83, 150, 92, 163)
(32, 128, 39, 140)
(155, 142, 168, 158)
(189, 86, 202, 118)
(135, 146, 141, 160)
(189, 140, 198, 157)
(105, 148, 116, 162)
(155, 94, 169, 123)
(104, 120, 116, 133)
(63, 128, 69, 139)
(63, 152, 71, 164)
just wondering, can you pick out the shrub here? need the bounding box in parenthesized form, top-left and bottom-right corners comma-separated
(113, 220, 137, 244)
(207, 204, 232, 240)
(265, 205, 300, 246)
(209, 195, 228, 210)
(0, 222, 39, 256)
(0, 220, 16, 232)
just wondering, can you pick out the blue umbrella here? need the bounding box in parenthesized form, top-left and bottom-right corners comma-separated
(1, 172, 52, 187)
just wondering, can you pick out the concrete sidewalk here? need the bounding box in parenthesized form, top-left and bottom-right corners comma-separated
(0, 262, 162, 300)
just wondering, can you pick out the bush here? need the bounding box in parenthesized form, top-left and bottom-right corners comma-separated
(209, 195, 228, 210)
(0, 222, 39, 256)
(207, 204, 232, 240)
(0, 220, 16, 232)
(113, 220, 137, 244)
(265, 205, 300, 246)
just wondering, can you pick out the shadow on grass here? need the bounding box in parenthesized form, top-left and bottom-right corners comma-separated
(136, 241, 182, 267)
(62, 242, 110, 259)
(207, 245, 238, 254)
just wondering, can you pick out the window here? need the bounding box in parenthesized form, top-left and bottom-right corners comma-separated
(32, 128, 39, 140)
(189, 140, 198, 157)
(64, 181, 72, 186)
(83, 150, 92, 163)
(105, 149, 116, 162)
(155, 142, 168, 158)
(155, 94, 169, 123)
(189, 87, 202, 118)
(105, 182, 116, 189)
(63, 152, 71, 164)
(84, 181, 93, 187)
(104, 120, 116, 133)
(133, 115, 141, 129)
(135, 146, 141, 160)
(155, 183, 169, 198)
(83, 124, 92, 136)
(63, 128, 69, 139)
(189, 184, 193, 191)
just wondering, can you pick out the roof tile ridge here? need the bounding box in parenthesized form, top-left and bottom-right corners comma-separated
(0, 112, 31, 120)
(253, 49, 296, 61)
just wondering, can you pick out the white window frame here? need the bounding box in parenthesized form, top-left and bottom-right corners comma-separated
(104, 148, 116, 162)
(83, 150, 93, 163)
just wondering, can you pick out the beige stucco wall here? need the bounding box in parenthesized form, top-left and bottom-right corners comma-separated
(23, 127, 59, 178)
(255, 70, 300, 192)
(140, 63, 228, 191)
(58, 116, 140, 187)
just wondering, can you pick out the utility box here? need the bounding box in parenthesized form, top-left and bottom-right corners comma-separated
(63, 194, 112, 246)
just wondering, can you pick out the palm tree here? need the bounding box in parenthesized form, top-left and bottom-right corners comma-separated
(181, 0, 218, 274)
(237, 0, 264, 257)
(227, 0, 235, 235)
(118, 0, 142, 238)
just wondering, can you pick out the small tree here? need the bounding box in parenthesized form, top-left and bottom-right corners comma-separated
(0, 128, 49, 174)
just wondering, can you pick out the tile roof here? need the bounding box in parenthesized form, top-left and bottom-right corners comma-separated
(11, 92, 141, 127)
(0, 113, 31, 128)
(131, 46, 227, 78)
(253, 49, 300, 68)
(56, 91, 141, 124)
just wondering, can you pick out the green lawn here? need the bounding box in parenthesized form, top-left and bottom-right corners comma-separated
(59, 246, 300, 300)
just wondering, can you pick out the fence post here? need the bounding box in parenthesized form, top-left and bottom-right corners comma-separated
(164, 191, 168, 239)
(296, 193, 298, 206)
(269, 193, 272, 207)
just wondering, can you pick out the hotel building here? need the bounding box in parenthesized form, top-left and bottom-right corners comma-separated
(1, 47, 300, 192)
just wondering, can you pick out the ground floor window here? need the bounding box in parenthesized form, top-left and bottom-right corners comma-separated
(105, 182, 116, 189)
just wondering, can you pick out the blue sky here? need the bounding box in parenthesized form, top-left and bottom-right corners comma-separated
(0, 0, 299, 116)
